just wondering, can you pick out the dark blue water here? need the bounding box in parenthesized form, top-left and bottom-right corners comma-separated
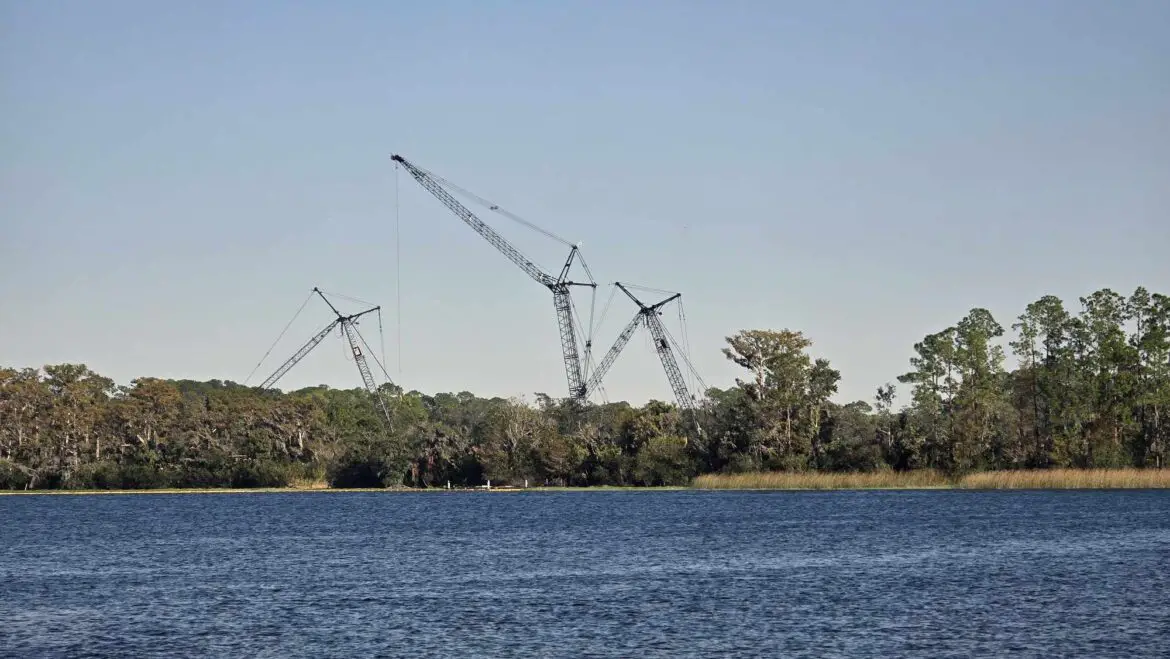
(1, 490, 1167, 658)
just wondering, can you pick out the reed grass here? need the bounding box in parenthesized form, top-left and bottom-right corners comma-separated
(958, 468, 1170, 490)
(288, 477, 330, 490)
(692, 470, 950, 490)
(692, 468, 1169, 490)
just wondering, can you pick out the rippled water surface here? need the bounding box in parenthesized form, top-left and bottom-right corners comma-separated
(2, 490, 1168, 658)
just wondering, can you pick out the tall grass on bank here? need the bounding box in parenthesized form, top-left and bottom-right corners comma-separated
(693, 468, 1170, 490)
(692, 470, 950, 490)
(958, 468, 1170, 489)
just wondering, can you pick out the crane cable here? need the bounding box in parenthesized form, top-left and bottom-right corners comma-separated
(582, 284, 620, 392)
(378, 309, 388, 382)
(584, 285, 597, 377)
(409, 161, 596, 299)
(316, 289, 378, 308)
(244, 289, 315, 385)
(575, 250, 598, 285)
(395, 161, 402, 376)
(417, 165, 556, 285)
(594, 285, 619, 338)
(576, 253, 599, 381)
(660, 319, 708, 393)
(624, 282, 678, 298)
(414, 162, 576, 248)
(595, 380, 610, 404)
(678, 300, 698, 396)
(579, 284, 617, 382)
(570, 298, 591, 365)
(340, 322, 353, 362)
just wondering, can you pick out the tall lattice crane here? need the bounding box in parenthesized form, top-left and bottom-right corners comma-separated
(249, 288, 394, 428)
(391, 154, 597, 403)
(585, 283, 707, 429)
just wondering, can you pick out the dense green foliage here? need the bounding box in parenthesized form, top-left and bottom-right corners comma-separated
(2, 287, 1166, 490)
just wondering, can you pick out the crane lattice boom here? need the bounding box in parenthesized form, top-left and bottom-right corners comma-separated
(582, 314, 641, 397)
(342, 319, 392, 425)
(392, 153, 595, 403)
(259, 319, 341, 390)
(392, 155, 554, 287)
(553, 286, 587, 400)
(645, 312, 695, 412)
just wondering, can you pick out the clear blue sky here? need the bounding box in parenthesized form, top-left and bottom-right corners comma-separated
(2, 0, 1167, 406)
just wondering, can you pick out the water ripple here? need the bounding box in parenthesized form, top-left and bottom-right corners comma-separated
(1, 490, 1167, 658)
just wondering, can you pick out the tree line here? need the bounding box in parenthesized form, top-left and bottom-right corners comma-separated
(1, 286, 1166, 490)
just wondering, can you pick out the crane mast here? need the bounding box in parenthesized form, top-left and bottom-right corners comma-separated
(645, 311, 695, 412)
(341, 318, 392, 425)
(552, 248, 588, 401)
(392, 154, 595, 403)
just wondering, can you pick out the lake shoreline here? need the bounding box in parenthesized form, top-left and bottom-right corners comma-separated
(3, 468, 1168, 495)
(0, 485, 690, 496)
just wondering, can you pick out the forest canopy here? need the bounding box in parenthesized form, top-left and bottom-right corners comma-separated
(2, 286, 1166, 490)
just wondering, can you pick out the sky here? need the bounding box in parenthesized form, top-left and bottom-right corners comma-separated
(2, 0, 1168, 407)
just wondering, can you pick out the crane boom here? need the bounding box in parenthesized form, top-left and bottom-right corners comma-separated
(392, 153, 594, 403)
(392, 155, 554, 286)
(645, 313, 694, 411)
(582, 313, 641, 397)
(342, 319, 393, 426)
(259, 319, 340, 390)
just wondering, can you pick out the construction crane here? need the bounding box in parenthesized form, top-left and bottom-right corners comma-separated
(391, 154, 597, 403)
(581, 288, 680, 398)
(585, 283, 706, 429)
(250, 288, 394, 428)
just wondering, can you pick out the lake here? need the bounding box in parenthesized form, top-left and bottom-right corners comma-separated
(1, 490, 1167, 657)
